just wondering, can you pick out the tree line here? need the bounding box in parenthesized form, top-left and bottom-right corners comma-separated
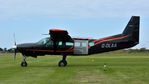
(0, 48, 15, 53)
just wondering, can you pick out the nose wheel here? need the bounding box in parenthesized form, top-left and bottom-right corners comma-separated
(21, 55, 27, 67)
(21, 61, 27, 67)
(58, 54, 67, 67)
(58, 60, 67, 67)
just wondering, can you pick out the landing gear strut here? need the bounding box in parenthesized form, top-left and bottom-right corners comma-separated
(21, 55, 27, 67)
(58, 54, 67, 67)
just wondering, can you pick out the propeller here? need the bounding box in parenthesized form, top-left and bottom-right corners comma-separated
(13, 34, 17, 60)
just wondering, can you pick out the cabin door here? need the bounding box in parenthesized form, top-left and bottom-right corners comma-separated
(74, 40, 88, 55)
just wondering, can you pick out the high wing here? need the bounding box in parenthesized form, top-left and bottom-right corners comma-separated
(49, 29, 74, 53)
(49, 29, 73, 42)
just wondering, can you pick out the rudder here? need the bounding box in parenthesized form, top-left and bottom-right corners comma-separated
(123, 16, 140, 44)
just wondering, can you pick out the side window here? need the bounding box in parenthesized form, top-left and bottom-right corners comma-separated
(66, 42, 73, 46)
(58, 41, 62, 46)
(89, 42, 95, 47)
(57, 41, 73, 48)
(75, 42, 80, 47)
(45, 40, 53, 47)
(82, 42, 87, 47)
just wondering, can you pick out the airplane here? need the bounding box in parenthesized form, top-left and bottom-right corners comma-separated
(13, 16, 140, 67)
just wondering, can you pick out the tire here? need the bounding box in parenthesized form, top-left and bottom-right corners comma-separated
(58, 60, 67, 67)
(21, 61, 27, 67)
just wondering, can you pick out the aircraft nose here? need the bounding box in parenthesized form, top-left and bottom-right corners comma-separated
(16, 43, 37, 49)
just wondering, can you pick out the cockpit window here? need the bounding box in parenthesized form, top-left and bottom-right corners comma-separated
(37, 37, 52, 45)
(37, 37, 74, 47)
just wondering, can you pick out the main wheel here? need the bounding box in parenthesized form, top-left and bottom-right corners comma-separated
(58, 60, 67, 67)
(21, 61, 27, 67)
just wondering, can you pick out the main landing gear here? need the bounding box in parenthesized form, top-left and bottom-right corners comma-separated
(58, 54, 67, 67)
(21, 55, 27, 67)
(20, 54, 68, 67)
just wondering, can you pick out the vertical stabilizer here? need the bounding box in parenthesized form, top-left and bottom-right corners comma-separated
(123, 16, 140, 44)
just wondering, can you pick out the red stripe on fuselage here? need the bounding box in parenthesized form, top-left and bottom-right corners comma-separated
(94, 36, 113, 43)
(94, 35, 129, 45)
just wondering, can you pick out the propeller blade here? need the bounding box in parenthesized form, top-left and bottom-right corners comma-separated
(13, 34, 16, 46)
(14, 49, 16, 60)
(13, 33, 17, 60)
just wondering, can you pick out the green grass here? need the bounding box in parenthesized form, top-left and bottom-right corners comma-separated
(0, 52, 149, 84)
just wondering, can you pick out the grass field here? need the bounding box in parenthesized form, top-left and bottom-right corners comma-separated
(0, 52, 149, 84)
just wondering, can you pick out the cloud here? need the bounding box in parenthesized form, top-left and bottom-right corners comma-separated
(0, 0, 149, 20)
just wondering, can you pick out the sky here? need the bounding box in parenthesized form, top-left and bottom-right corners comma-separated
(0, 0, 149, 49)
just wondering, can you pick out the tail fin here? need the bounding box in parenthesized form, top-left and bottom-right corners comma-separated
(123, 16, 140, 44)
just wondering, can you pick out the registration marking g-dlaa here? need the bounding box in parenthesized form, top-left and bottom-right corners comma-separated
(101, 43, 117, 48)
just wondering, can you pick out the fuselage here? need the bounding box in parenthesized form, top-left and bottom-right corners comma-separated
(16, 34, 138, 57)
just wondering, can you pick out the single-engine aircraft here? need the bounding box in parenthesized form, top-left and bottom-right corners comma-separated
(13, 16, 140, 67)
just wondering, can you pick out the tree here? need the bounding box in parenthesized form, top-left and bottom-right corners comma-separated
(7, 48, 14, 53)
(0, 48, 3, 51)
(3, 48, 7, 52)
(140, 48, 146, 52)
